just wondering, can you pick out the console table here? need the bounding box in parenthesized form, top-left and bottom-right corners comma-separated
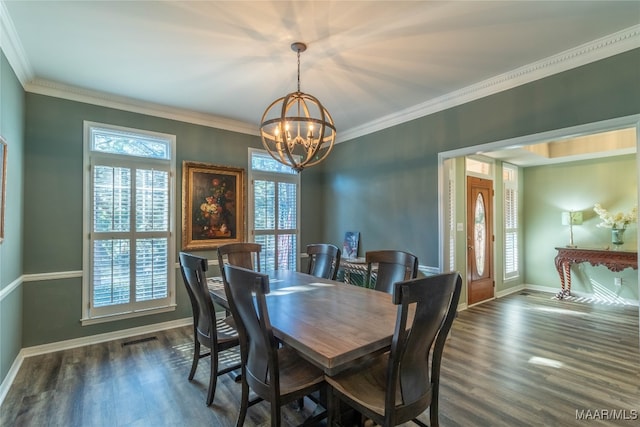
(554, 247, 638, 299)
(337, 258, 371, 287)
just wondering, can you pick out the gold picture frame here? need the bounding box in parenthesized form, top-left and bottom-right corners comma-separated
(182, 161, 245, 250)
(0, 136, 6, 243)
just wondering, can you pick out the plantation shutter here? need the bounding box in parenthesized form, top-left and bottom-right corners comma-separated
(250, 150, 299, 272)
(503, 165, 519, 279)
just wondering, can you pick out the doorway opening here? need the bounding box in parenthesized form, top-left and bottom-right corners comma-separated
(438, 114, 640, 309)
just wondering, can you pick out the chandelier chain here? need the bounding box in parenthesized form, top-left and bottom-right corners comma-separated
(297, 49, 301, 92)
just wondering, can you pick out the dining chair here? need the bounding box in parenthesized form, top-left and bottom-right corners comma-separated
(178, 252, 241, 406)
(365, 250, 419, 293)
(223, 264, 327, 427)
(217, 242, 262, 280)
(306, 243, 342, 280)
(326, 272, 462, 427)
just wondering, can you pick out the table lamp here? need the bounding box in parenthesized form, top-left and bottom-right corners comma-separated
(561, 211, 583, 248)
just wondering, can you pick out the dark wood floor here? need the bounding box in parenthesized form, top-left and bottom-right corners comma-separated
(2, 290, 639, 426)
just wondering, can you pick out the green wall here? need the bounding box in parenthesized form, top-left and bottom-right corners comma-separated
(0, 51, 25, 383)
(320, 49, 640, 269)
(524, 154, 638, 301)
(21, 93, 273, 346)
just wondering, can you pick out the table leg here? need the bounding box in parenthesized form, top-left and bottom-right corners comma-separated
(555, 262, 572, 300)
(564, 262, 572, 297)
(554, 256, 566, 299)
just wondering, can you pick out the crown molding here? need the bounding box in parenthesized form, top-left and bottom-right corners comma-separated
(25, 79, 260, 136)
(338, 25, 640, 143)
(0, 1, 32, 83)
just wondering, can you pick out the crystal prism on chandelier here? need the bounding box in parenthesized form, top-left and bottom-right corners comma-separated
(260, 42, 336, 172)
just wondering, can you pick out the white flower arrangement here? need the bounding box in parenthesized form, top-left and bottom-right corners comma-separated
(593, 203, 637, 229)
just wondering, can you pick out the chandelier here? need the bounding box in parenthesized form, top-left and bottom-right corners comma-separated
(260, 42, 336, 172)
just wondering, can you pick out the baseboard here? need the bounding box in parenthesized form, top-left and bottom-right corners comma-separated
(0, 317, 192, 406)
(0, 351, 24, 407)
(496, 284, 527, 298)
(524, 284, 639, 306)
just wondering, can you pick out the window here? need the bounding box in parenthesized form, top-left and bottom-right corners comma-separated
(503, 164, 519, 279)
(466, 157, 492, 176)
(248, 149, 300, 271)
(82, 122, 176, 324)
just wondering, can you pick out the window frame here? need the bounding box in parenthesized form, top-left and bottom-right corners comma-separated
(446, 158, 456, 272)
(81, 121, 177, 325)
(247, 148, 301, 271)
(503, 163, 520, 280)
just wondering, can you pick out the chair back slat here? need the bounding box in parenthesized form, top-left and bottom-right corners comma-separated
(366, 250, 418, 293)
(217, 242, 262, 279)
(306, 243, 341, 280)
(179, 252, 216, 340)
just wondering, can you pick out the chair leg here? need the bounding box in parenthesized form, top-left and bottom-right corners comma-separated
(206, 348, 219, 406)
(236, 371, 249, 427)
(327, 387, 340, 427)
(429, 399, 439, 427)
(271, 400, 282, 427)
(188, 340, 200, 380)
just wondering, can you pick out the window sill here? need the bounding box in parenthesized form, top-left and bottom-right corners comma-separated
(81, 304, 177, 326)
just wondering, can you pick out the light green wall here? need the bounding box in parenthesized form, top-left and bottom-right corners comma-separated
(523, 154, 638, 301)
(321, 49, 640, 271)
(0, 50, 25, 383)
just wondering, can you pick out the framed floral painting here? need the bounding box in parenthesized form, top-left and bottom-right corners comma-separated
(182, 161, 245, 250)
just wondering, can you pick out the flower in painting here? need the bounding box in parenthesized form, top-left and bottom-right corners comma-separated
(593, 203, 637, 229)
(200, 196, 222, 217)
(197, 176, 235, 237)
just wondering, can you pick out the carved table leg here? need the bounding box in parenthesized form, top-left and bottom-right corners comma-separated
(563, 262, 572, 297)
(554, 255, 567, 299)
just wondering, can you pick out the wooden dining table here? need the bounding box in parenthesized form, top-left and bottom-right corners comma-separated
(208, 269, 399, 376)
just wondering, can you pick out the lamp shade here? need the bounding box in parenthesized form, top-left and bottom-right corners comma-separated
(561, 211, 583, 225)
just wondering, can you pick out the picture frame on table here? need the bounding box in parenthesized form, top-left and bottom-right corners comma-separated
(343, 231, 360, 260)
(182, 161, 245, 250)
(0, 136, 6, 244)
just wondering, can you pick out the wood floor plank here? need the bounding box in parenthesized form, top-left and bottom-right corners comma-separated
(1, 290, 638, 426)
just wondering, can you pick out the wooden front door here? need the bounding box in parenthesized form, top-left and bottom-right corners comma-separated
(466, 176, 494, 306)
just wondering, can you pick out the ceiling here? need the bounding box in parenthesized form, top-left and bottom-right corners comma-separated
(481, 128, 637, 167)
(2, 1, 639, 151)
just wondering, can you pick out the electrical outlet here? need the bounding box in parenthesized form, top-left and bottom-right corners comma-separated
(614, 277, 623, 287)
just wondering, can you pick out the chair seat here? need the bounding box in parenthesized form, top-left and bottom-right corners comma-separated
(326, 353, 405, 415)
(277, 346, 325, 397)
(198, 315, 239, 348)
(217, 315, 238, 339)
